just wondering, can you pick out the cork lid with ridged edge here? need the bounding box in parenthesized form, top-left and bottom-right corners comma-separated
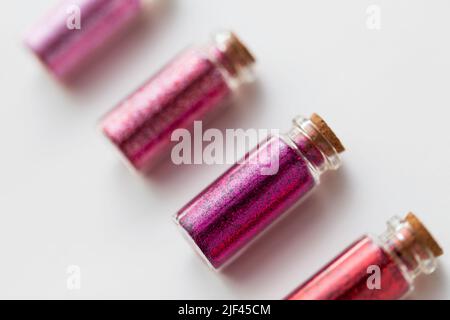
(215, 31, 255, 77)
(405, 212, 443, 257)
(225, 32, 255, 68)
(310, 113, 345, 154)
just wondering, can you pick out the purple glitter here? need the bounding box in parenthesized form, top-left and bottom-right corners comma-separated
(291, 132, 325, 167)
(25, 0, 143, 79)
(176, 135, 325, 269)
(101, 47, 232, 170)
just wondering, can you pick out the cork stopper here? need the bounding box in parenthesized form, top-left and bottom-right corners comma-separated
(406, 212, 443, 257)
(310, 114, 345, 153)
(215, 31, 255, 77)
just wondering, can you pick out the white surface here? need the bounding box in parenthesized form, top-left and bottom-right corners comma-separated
(0, 0, 449, 299)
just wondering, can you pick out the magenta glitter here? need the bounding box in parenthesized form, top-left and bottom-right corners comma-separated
(176, 115, 344, 269)
(25, 0, 143, 78)
(177, 136, 316, 269)
(294, 135, 325, 167)
(101, 31, 255, 171)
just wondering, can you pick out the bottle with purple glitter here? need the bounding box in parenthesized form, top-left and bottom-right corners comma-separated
(25, 0, 149, 79)
(175, 114, 346, 269)
(101, 31, 255, 171)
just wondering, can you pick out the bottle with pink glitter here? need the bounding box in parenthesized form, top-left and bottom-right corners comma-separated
(175, 114, 345, 269)
(25, 0, 149, 79)
(100, 30, 256, 171)
(286, 212, 443, 300)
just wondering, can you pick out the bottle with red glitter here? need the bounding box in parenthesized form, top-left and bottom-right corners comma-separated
(286, 213, 443, 300)
(175, 114, 345, 269)
(101, 31, 256, 171)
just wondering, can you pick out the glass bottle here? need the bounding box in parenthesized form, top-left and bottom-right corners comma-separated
(101, 30, 255, 171)
(25, 0, 150, 79)
(286, 212, 443, 300)
(176, 114, 345, 269)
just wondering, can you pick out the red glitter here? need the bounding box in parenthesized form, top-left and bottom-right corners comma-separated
(286, 213, 443, 300)
(286, 236, 410, 300)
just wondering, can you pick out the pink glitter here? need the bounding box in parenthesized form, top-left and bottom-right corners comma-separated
(101, 31, 255, 171)
(25, 0, 143, 78)
(176, 115, 344, 269)
(102, 49, 231, 170)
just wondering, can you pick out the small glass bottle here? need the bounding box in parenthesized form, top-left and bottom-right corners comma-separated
(286, 213, 443, 300)
(101, 30, 255, 171)
(25, 0, 151, 79)
(175, 114, 345, 269)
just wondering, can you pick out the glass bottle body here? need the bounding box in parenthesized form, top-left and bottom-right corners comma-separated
(101, 31, 255, 171)
(286, 214, 442, 300)
(25, 0, 144, 78)
(176, 115, 344, 269)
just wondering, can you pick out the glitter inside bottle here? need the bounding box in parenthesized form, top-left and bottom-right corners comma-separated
(286, 213, 443, 300)
(25, 0, 147, 79)
(100, 31, 255, 171)
(175, 114, 345, 269)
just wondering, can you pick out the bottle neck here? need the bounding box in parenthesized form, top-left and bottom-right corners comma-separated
(284, 116, 342, 178)
(378, 214, 442, 284)
(206, 31, 255, 88)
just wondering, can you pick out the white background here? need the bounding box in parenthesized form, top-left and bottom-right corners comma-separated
(1, 0, 449, 299)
